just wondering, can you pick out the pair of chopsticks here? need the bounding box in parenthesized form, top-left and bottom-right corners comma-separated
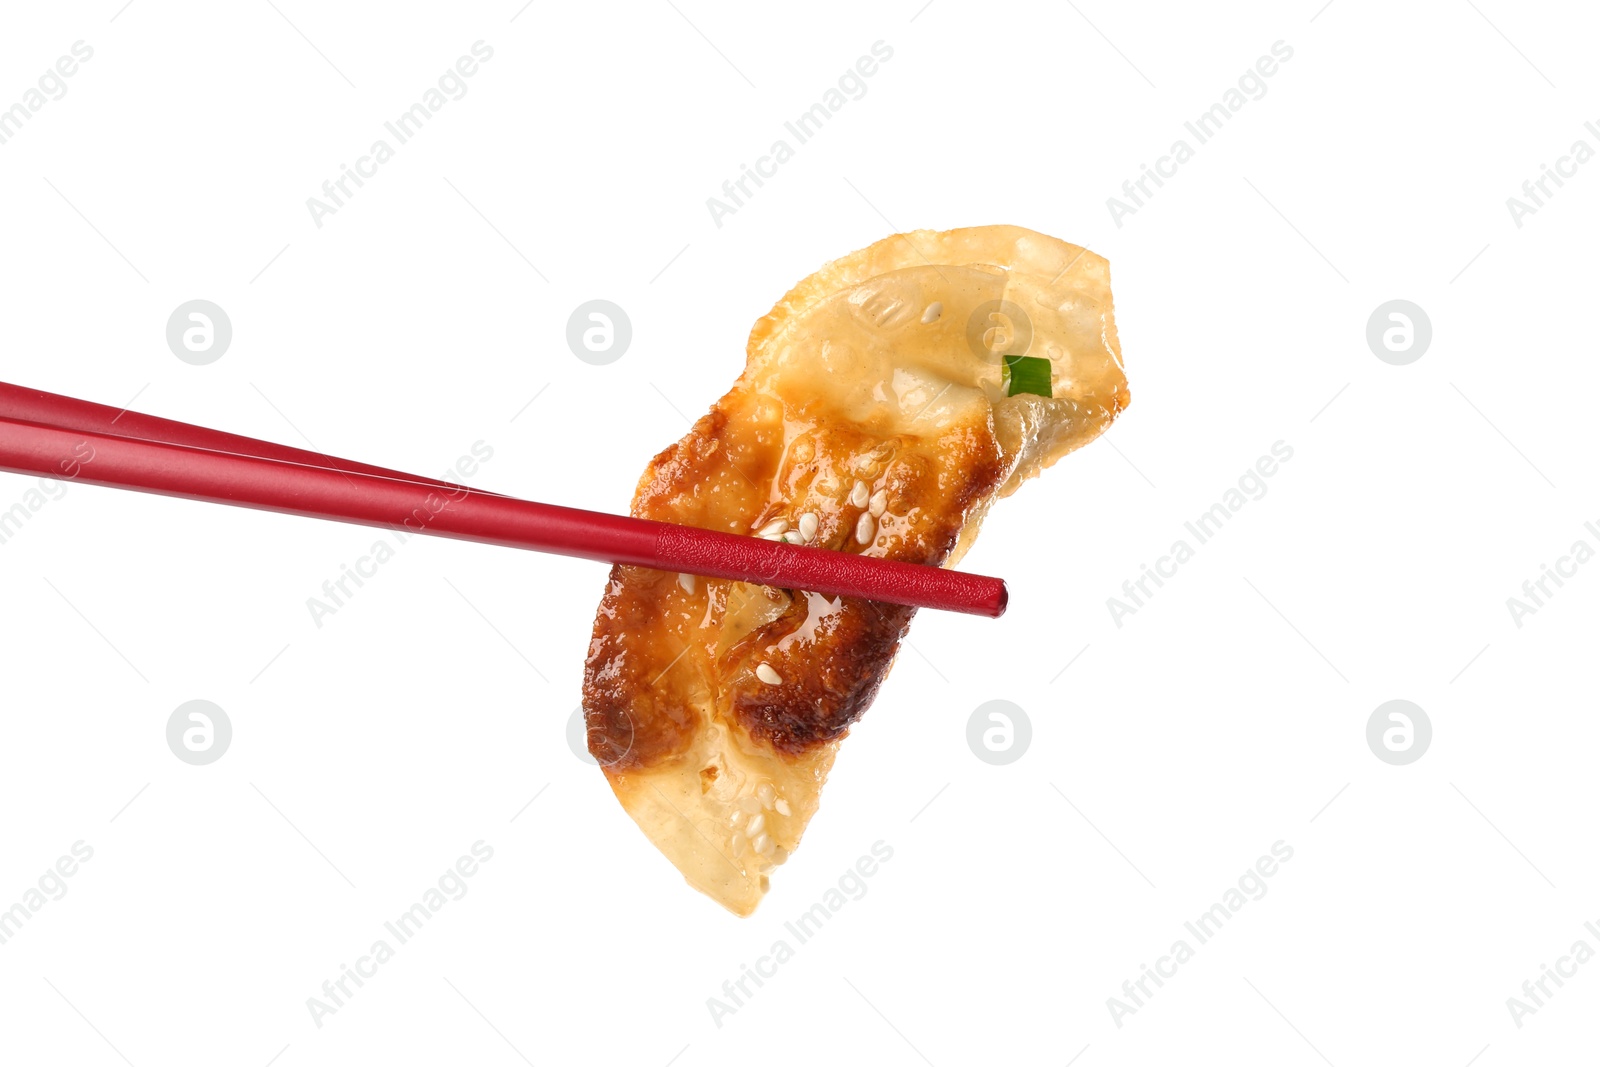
(0, 382, 1008, 617)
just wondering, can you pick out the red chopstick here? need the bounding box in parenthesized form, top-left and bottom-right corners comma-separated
(0, 386, 1008, 618)
(0, 381, 501, 495)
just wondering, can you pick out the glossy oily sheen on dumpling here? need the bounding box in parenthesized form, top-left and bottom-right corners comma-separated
(582, 225, 1129, 914)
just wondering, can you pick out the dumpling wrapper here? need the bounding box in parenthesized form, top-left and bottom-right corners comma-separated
(582, 225, 1128, 914)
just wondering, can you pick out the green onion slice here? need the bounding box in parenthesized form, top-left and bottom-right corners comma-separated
(1002, 355, 1053, 398)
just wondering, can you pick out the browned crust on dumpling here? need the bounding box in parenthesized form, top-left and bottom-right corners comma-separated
(726, 595, 914, 754)
(579, 225, 1125, 916)
(583, 386, 1008, 765)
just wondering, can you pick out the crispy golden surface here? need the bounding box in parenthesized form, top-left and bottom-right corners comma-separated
(583, 225, 1128, 914)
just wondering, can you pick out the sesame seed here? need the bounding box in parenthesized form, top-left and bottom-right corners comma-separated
(678, 573, 696, 594)
(855, 513, 875, 545)
(738, 795, 763, 814)
(756, 662, 782, 685)
(752, 833, 774, 856)
(797, 513, 819, 542)
(731, 832, 748, 857)
(757, 783, 776, 806)
(774, 798, 791, 816)
(869, 489, 887, 517)
(782, 530, 805, 544)
(758, 518, 789, 537)
(921, 301, 943, 324)
(746, 813, 766, 836)
(850, 480, 870, 508)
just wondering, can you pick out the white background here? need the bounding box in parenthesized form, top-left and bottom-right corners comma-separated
(1, 1, 1596, 1064)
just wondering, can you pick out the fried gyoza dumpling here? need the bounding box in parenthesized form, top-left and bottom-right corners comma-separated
(582, 225, 1129, 914)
